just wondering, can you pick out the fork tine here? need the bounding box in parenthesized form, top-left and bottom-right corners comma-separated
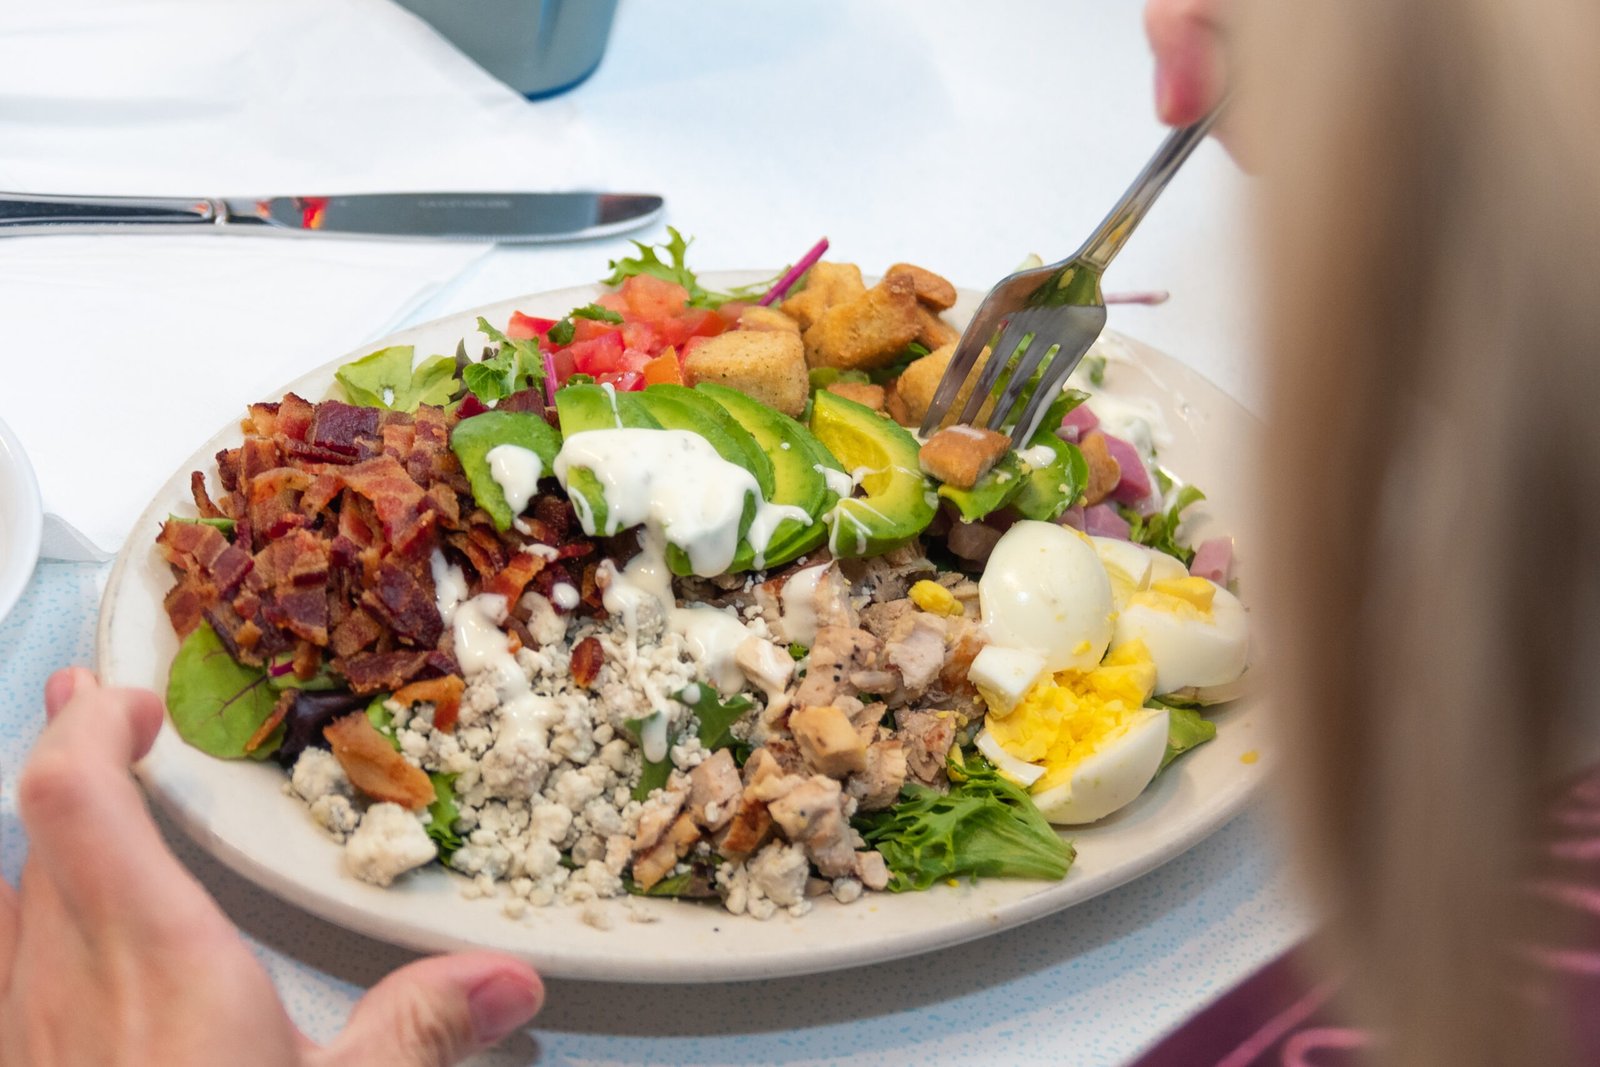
(952, 324, 1024, 427)
(1008, 342, 1085, 447)
(918, 327, 991, 436)
(985, 331, 1058, 431)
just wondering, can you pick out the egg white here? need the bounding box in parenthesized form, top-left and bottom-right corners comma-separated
(1029, 706, 1170, 825)
(1114, 581, 1249, 696)
(980, 521, 1113, 672)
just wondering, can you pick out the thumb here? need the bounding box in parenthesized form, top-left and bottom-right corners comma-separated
(317, 952, 543, 1067)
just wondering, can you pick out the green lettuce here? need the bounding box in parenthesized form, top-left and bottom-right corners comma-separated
(601, 227, 773, 309)
(165, 623, 282, 759)
(1155, 702, 1217, 772)
(426, 773, 463, 860)
(1122, 484, 1206, 566)
(856, 756, 1074, 892)
(336, 345, 459, 412)
(462, 318, 544, 403)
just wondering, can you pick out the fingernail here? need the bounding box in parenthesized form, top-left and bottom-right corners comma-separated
(468, 971, 540, 1045)
(44, 669, 81, 716)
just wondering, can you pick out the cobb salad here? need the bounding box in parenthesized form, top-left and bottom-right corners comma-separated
(154, 234, 1250, 925)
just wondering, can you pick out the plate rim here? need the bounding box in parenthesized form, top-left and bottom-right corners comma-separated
(0, 413, 43, 627)
(95, 272, 1268, 983)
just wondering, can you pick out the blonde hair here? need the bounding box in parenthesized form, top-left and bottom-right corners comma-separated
(1244, 0, 1600, 1063)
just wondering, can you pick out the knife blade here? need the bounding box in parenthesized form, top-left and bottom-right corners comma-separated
(0, 191, 664, 243)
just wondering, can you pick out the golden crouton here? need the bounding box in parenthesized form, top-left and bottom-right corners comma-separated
(789, 705, 868, 778)
(682, 329, 808, 417)
(1080, 431, 1123, 506)
(825, 380, 887, 411)
(918, 425, 1012, 489)
(781, 261, 866, 332)
(886, 263, 958, 311)
(738, 304, 801, 334)
(913, 304, 960, 349)
(802, 274, 921, 371)
(895, 342, 995, 428)
(883, 378, 915, 426)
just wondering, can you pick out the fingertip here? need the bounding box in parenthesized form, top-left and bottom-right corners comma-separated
(467, 963, 544, 1045)
(44, 667, 98, 720)
(122, 688, 166, 760)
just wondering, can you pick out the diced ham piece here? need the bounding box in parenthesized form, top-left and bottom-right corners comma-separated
(1058, 404, 1100, 443)
(1100, 433, 1155, 505)
(1190, 537, 1235, 585)
(1055, 503, 1086, 531)
(1084, 503, 1131, 540)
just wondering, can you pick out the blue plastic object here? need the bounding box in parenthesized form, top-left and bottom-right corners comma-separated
(395, 0, 619, 99)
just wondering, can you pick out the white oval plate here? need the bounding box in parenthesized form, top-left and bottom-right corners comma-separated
(0, 415, 43, 627)
(96, 272, 1266, 983)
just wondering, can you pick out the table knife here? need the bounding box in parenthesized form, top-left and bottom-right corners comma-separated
(0, 191, 664, 243)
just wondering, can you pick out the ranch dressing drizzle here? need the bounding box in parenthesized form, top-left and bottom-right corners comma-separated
(554, 429, 756, 576)
(485, 444, 543, 518)
(778, 563, 826, 647)
(815, 464, 854, 500)
(1016, 444, 1058, 469)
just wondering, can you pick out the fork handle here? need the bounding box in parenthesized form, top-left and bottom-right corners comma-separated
(1077, 101, 1228, 273)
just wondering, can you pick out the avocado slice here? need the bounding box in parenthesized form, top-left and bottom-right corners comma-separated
(1011, 392, 1091, 521)
(449, 410, 563, 531)
(635, 384, 767, 574)
(695, 382, 836, 568)
(938, 452, 1027, 523)
(554, 383, 661, 534)
(807, 390, 936, 558)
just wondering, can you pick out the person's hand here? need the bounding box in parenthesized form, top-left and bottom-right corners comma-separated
(1143, 0, 1246, 162)
(1, 668, 544, 1067)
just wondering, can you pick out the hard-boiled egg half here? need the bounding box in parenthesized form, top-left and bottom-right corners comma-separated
(1112, 576, 1248, 700)
(979, 521, 1112, 672)
(977, 642, 1168, 824)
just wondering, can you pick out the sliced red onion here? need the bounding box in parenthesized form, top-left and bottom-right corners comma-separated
(542, 349, 559, 407)
(1103, 290, 1171, 306)
(758, 237, 830, 307)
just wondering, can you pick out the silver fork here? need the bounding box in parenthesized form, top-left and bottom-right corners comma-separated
(920, 104, 1226, 446)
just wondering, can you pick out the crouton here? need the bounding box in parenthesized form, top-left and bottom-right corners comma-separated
(781, 261, 866, 332)
(802, 274, 921, 371)
(789, 705, 869, 779)
(825, 380, 886, 412)
(883, 377, 915, 426)
(739, 305, 801, 335)
(895, 342, 995, 428)
(918, 425, 1012, 489)
(1080, 431, 1123, 506)
(912, 304, 960, 349)
(886, 263, 958, 310)
(682, 329, 808, 417)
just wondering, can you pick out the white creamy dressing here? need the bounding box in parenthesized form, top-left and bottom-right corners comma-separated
(550, 582, 580, 611)
(672, 604, 755, 695)
(778, 564, 826, 647)
(485, 444, 544, 518)
(639, 711, 670, 763)
(1087, 392, 1170, 464)
(431, 550, 561, 749)
(815, 464, 854, 500)
(1016, 444, 1057, 469)
(554, 427, 811, 574)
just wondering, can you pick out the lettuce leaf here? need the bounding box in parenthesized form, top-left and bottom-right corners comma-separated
(1155, 702, 1217, 771)
(601, 227, 772, 309)
(856, 756, 1074, 891)
(462, 318, 544, 403)
(426, 772, 463, 860)
(336, 345, 459, 412)
(165, 622, 282, 759)
(1122, 484, 1205, 566)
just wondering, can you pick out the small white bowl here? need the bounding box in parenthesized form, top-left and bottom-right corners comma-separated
(0, 415, 43, 626)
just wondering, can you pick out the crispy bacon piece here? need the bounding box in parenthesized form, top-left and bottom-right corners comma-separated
(329, 606, 385, 658)
(276, 393, 315, 442)
(570, 635, 604, 688)
(365, 558, 442, 647)
(163, 573, 216, 638)
(245, 688, 296, 754)
(308, 400, 378, 456)
(190, 471, 224, 519)
(336, 650, 434, 694)
(392, 675, 465, 733)
(484, 551, 545, 605)
(324, 711, 434, 810)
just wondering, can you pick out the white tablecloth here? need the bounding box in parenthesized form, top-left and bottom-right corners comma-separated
(0, 1, 1303, 1063)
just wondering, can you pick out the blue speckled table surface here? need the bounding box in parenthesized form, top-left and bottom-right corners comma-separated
(0, 561, 1309, 1066)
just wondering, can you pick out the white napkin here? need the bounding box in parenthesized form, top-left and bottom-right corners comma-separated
(0, 0, 607, 554)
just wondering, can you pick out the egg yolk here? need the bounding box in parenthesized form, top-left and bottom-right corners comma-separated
(1128, 577, 1216, 621)
(985, 641, 1158, 792)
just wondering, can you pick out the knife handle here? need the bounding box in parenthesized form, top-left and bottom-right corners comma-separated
(0, 192, 225, 234)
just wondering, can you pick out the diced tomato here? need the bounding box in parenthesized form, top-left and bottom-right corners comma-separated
(642, 348, 682, 386)
(621, 274, 690, 319)
(621, 320, 659, 354)
(595, 292, 629, 314)
(679, 307, 727, 340)
(550, 348, 577, 382)
(570, 331, 625, 375)
(596, 370, 643, 392)
(619, 348, 653, 374)
(652, 316, 694, 349)
(507, 312, 554, 341)
(572, 318, 621, 344)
